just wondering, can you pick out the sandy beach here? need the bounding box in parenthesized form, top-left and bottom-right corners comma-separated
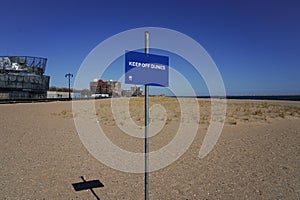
(0, 98, 299, 199)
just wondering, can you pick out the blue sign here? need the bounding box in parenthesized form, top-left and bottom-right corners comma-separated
(125, 51, 169, 86)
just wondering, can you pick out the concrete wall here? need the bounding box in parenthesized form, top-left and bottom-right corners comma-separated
(47, 91, 74, 99)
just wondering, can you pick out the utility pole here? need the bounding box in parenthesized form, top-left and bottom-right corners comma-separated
(65, 73, 73, 100)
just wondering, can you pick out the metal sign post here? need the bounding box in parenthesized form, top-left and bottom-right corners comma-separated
(144, 31, 149, 200)
(124, 31, 169, 200)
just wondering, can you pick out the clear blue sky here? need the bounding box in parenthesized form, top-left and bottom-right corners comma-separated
(1, 0, 299, 95)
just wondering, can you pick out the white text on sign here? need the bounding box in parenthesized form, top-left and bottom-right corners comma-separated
(128, 61, 166, 71)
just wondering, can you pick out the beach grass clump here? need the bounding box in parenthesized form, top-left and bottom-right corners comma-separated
(253, 109, 263, 116)
(51, 109, 73, 118)
(228, 120, 237, 125)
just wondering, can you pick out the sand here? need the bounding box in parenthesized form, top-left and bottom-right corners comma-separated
(0, 98, 299, 199)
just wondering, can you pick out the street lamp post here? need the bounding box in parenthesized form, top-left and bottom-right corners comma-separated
(65, 73, 73, 100)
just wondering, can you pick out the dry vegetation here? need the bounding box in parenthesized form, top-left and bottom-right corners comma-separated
(223, 101, 300, 125)
(53, 97, 300, 127)
(51, 109, 73, 118)
(50, 98, 300, 153)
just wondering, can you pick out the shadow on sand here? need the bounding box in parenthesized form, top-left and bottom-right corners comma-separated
(72, 176, 104, 200)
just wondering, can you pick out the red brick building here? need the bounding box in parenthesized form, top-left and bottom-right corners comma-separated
(90, 79, 121, 97)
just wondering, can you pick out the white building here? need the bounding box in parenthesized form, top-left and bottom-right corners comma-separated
(47, 91, 74, 98)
